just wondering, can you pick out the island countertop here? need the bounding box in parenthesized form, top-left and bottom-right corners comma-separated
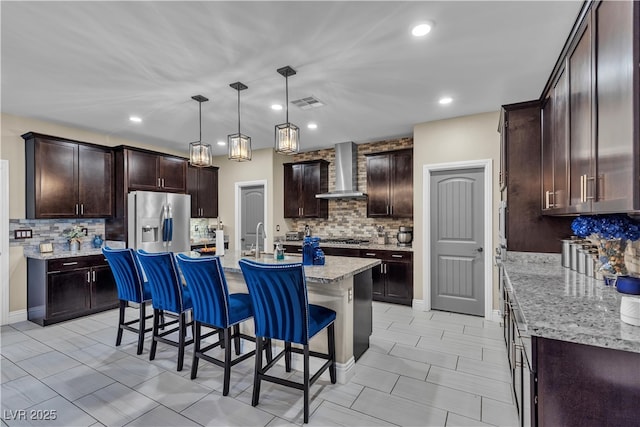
(502, 252, 640, 353)
(199, 252, 381, 284)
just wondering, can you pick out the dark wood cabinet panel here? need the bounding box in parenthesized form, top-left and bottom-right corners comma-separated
(592, 0, 637, 212)
(127, 150, 160, 191)
(366, 149, 413, 218)
(501, 102, 573, 253)
(568, 19, 593, 213)
(187, 165, 219, 218)
(24, 133, 113, 219)
(160, 156, 187, 192)
(283, 161, 328, 219)
(361, 249, 412, 305)
(78, 145, 113, 217)
(27, 255, 118, 326)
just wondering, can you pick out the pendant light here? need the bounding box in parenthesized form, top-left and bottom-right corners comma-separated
(188, 95, 213, 167)
(275, 65, 300, 154)
(228, 82, 251, 161)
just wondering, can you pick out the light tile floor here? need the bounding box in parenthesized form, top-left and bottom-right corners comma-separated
(1, 302, 519, 426)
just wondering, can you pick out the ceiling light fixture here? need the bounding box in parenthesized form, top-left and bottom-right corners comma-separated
(412, 22, 433, 37)
(188, 95, 212, 167)
(129, 116, 142, 123)
(439, 96, 453, 105)
(307, 123, 318, 129)
(271, 104, 283, 111)
(228, 82, 251, 162)
(217, 140, 226, 146)
(275, 65, 299, 155)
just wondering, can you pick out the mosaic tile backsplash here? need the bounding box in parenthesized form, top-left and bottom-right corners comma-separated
(9, 218, 106, 252)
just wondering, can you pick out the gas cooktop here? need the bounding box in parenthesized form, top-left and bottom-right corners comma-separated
(321, 238, 370, 245)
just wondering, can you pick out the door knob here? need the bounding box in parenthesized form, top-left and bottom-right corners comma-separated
(477, 247, 484, 253)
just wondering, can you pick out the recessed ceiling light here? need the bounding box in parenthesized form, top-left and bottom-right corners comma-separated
(271, 104, 283, 111)
(217, 140, 226, 146)
(412, 22, 433, 37)
(129, 116, 142, 123)
(439, 97, 453, 105)
(307, 123, 318, 130)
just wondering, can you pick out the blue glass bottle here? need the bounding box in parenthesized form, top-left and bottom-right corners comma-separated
(302, 237, 314, 265)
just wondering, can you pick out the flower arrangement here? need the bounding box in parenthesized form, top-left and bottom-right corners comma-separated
(63, 225, 85, 244)
(571, 214, 640, 241)
(571, 215, 640, 276)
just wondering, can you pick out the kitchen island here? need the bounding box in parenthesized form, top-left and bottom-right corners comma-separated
(198, 251, 381, 384)
(501, 252, 640, 426)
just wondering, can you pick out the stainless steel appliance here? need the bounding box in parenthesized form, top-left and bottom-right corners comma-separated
(128, 191, 191, 253)
(285, 231, 303, 241)
(396, 226, 413, 247)
(322, 238, 370, 245)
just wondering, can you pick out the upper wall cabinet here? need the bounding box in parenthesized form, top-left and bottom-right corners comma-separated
(284, 160, 329, 219)
(24, 132, 113, 219)
(542, 0, 639, 214)
(366, 149, 413, 218)
(126, 149, 187, 193)
(187, 165, 219, 218)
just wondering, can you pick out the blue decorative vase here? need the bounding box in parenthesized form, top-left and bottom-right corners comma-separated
(92, 234, 104, 248)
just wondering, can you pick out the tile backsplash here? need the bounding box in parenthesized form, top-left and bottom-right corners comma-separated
(287, 137, 414, 243)
(9, 218, 105, 252)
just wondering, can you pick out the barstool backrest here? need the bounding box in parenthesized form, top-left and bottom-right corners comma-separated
(136, 250, 186, 313)
(239, 259, 310, 344)
(176, 254, 232, 328)
(103, 247, 146, 303)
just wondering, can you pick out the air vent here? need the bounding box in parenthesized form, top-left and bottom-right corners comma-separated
(291, 96, 324, 110)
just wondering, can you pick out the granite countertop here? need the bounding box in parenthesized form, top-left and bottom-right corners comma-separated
(503, 251, 640, 353)
(198, 252, 381, 284)
(24, 248, 105, 260)
(282, 240, 413, 252)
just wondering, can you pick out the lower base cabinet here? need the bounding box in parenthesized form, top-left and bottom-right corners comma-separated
(28, 255, 119, 326)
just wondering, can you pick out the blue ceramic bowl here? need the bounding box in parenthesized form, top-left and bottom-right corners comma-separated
(615, 276, 640, 295)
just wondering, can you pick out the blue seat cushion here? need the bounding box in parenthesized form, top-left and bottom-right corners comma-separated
(228, 293, 253, 326)
(308, 304, 336, 339)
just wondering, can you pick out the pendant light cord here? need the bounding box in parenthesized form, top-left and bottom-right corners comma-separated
(285, 75, 289, 124)
(198, 101, 202, 143)
(237, 88, 241, 135)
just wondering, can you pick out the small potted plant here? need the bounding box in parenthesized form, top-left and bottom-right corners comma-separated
(63, 225, 85, 251)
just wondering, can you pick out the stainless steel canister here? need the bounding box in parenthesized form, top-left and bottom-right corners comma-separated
(570, 240, 583, 271)
(561, 239, 573, 268)
(577, 248, 587, 274)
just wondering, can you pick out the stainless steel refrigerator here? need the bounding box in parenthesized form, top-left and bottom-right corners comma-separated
(128, 191, 191, 253)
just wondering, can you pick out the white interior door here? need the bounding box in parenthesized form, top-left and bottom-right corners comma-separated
(430, 167, 485, 316)
(1, 160, 10, 325)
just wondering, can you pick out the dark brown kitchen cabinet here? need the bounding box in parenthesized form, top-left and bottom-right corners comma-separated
(541, 0, 639, 215)
(23, 133, 113, 219)
(126, 149, 187, 193)
(361, 250, 412, 305)
(283, 160, 329, 219)
(27, 255, 119, 326)
(541, 65, 569, 213)
(187, 165, 219, 218)
(366, 149, 413, 218)
(500, 102, 573, 253)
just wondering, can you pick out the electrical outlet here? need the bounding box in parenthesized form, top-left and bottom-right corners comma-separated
(14, 229, 33, 239)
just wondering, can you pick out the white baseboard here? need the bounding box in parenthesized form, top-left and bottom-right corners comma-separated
(7, 309, 27, 325)
(412, 299, 426, 312)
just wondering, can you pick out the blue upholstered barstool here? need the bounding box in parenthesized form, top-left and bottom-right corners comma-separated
(136, 250, 194, 371)
(239, 259, 336, 424)
(176, 254, 259, 395)
(102, 247, 153, 355)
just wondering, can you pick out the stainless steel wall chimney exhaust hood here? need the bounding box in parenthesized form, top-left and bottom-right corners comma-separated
(315, 141, 367, 199)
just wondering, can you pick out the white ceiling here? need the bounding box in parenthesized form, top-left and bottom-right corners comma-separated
(1, 1, 582, 155)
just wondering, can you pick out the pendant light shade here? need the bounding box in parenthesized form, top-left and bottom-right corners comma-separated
(275, 66, 300, 155)
(228, 82, 251, 161)
(189, 95, 212, 167)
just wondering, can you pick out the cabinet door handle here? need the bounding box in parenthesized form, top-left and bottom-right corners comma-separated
(162, 178, 165, 188)
(80, 204, 84, 215)
(380, 264, 384, 274)
(390, 205, 393, 216)
(585, 176, 595, 200)
(365, 252, 377, 256)
(545, 190, 551, 209)
(87, 271, 91, 283)
(62, 262, 78, 266)
(386, 205, 389, 215)
(75, 204, 79, 215)
(391, 254, 403, 258)
(158, 178, 161, 188)
(92, 270, 96, 282)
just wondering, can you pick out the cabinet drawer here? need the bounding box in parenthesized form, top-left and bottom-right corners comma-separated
(360, 249, 413, 262)
(48, 255, 107, 272)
